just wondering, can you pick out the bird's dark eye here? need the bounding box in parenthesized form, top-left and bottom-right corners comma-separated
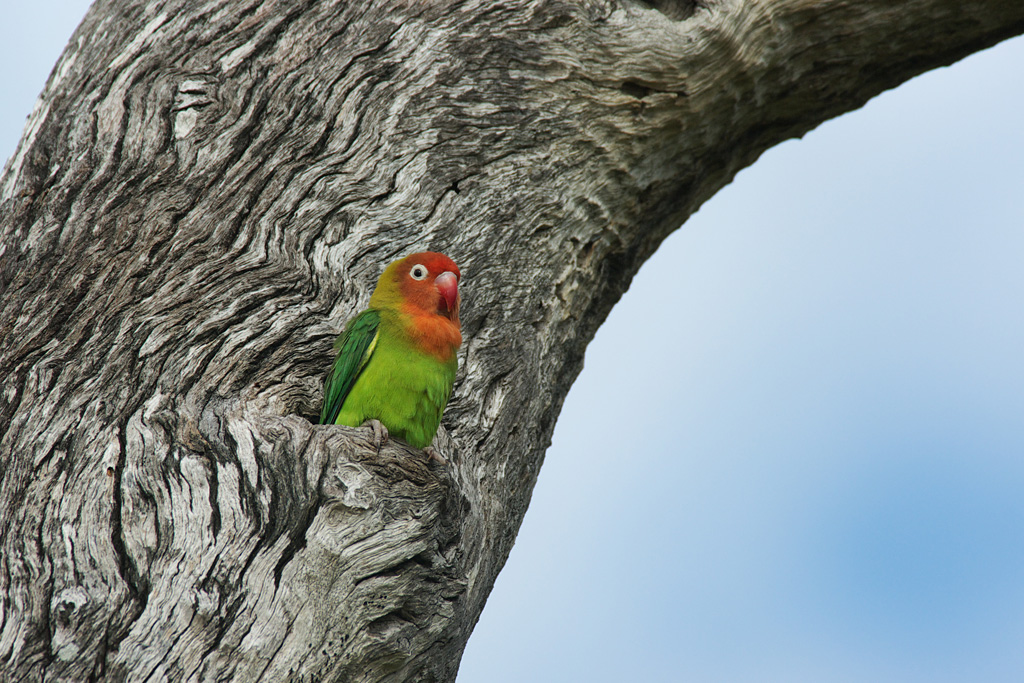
(410, 264, 428, 281)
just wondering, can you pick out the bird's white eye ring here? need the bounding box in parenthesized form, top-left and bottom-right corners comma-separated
(410, 264, 428, 281)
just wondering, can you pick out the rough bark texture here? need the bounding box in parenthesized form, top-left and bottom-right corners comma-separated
(1, 0, 1021, 680)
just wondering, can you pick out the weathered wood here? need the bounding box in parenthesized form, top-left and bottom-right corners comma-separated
(1, 0, 1021, 680)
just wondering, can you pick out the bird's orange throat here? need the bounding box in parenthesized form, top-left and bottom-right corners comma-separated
(401, 304, 462, 361)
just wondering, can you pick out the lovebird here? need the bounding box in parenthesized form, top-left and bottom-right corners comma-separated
(320, 252, 462, 462)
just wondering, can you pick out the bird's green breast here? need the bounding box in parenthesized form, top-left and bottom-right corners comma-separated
(334, 321, 457, 449)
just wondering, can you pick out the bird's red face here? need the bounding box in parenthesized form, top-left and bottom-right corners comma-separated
(398, 252, 461, 324)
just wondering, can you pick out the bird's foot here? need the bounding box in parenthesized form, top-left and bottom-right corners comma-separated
(364, 419, 389, 450)
(424, 446, 448, 466)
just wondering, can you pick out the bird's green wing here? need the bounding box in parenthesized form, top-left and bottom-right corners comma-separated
(319, 309, 381, 425)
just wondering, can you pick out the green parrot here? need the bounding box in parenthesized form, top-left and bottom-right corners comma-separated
(320, 252, 462, 462)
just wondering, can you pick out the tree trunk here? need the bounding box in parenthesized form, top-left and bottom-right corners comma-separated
(1, 0, 1021, 680)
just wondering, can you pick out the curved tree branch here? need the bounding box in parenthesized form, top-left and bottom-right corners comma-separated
(2, 0, 1022, 680)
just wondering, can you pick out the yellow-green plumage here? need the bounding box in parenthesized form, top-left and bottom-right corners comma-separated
(319, 253, 462, 450)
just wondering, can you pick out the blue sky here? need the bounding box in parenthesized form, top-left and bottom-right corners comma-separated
(458, 33, 1024, 683)
(4, 6, 1023, 682)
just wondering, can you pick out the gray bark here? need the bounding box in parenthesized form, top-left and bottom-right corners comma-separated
(1, 0, 1021, 680)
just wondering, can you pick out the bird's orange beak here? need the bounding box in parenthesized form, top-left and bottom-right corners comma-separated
(435, 271, 459, 320)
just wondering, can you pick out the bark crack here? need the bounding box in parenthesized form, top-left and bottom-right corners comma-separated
(109, 422, 147, 611)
